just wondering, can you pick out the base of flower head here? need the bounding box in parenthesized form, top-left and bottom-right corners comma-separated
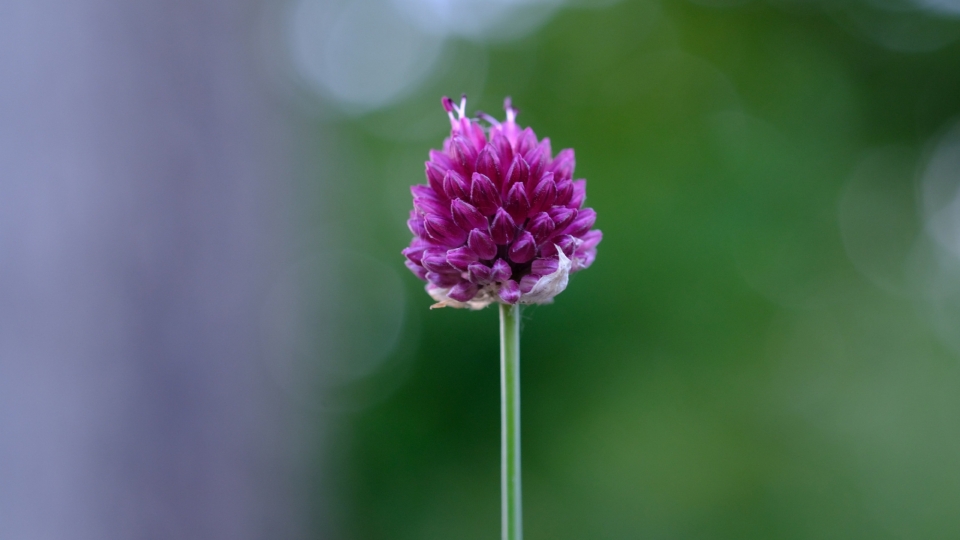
(428, 249, 572, 309)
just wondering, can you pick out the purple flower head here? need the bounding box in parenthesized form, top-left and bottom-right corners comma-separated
(404, 95, 602, 309)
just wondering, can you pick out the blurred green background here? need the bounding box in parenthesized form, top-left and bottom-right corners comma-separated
(303, 1, 960, 537)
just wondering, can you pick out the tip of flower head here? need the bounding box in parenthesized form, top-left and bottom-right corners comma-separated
(504, 97, 517, 123)
(475, 110, 501, 128)
(441, 94, 469, 128)
(441, 96, 455, 113)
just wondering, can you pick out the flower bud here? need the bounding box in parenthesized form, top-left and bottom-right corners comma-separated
(450, 199, 487, 231)
(580, 229, 603, 251)
(451, 136, 477, 173)
(414, 196, 447, 217)
(423, 214, 467, 246)
(429, 149, 454, 171)
(508, 231, 537, 264)
(564, 208, 596, 238)
(528, 173, 556, 215)
(555, 179, 573, 206)
(407, 216, 426, 237)
(489, 131, 514, 171)
(504, 155, 529, 193)
(527, 212, 555, 243)
(568, 179, 587, 209)
(504, 182, 530, 224)
(426, 271, 461, 288)
(524, 147, 545, 187)
(467, 263, 493, 285)
(550, 148, 575, 181)
(421, 250, 456, 273)
(411, 184, 436, 200)
(448, 280, 479, 302)
(519, 274, 540, 294)
(405, 260, 428, 280)
(467, 229, 497, 260)
(531, 257, 559, 276)
(515, 127, 537, 156)
(470, 172, 501, 216)
(402, 244, 427, 265)
(425, 162, 447, 198)
(475, 145, 501, 187)
(498, 280, 521, 304)
(490, 258, 512, 282)
(555, 235, 579, 256)
(446, 246, 479, 271)
(548, 207, 577, 232)
(443, 170, 469, 201)
(490, 208, 517, 245)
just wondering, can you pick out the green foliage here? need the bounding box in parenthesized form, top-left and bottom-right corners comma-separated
(319, 1, 960, 537)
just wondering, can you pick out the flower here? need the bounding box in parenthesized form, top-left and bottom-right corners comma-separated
(402, 95, 602, 309)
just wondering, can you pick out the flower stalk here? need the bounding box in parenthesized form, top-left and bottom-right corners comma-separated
(500, 302, 522, 540)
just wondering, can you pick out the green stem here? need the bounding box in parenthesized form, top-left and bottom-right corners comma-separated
(499, 303, 522, 540)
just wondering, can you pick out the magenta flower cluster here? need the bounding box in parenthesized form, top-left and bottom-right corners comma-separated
(403, 96, 601, 308)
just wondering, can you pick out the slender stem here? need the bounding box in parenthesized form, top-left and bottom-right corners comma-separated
(499, 303, 522, 540)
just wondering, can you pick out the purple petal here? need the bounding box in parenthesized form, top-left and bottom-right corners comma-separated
(550, 148, 575, 181)
(422, 250, 456, 273)
(529, 173, 556, 215)
(448, 280, 479, 302)
(555, 235, 579, 256)
(504, 182, 530, 225)
(443, 170, 469, 201)
(489, 131, 514, 171)
(402, 245, 427, 265)
(467, 229, 497, 260)
(564, 207, 596, 237)
(519, 274, 540, 294)
(491, 258, 512, 282)
(423, 214, 467, 246)
(580, 229, 603, 250)
(475, 145, 501, 187)
(462, 119, 487, 154)
(531, 257, 559, 275)
(498, 280, 521, 304)
(524, 147, 545, 187)
(538, 137, 552, 162)
(515, 127, 537, 156)
(555, 179, 573, 206)
(573, 248, 597, 271)
(508, 231, 536, 264)
(547, 207, 577, 232)
(504, 155, 529, 194)
(427, 271, 462, 288)
(527, 212, 556, 243)
(451, 136, 477, 174)
(467, 263, 493, 285)
(538, 236, 577, 258)
(414, 196, 448, 217)
(469, 172, 501, 216)
(407, 216, 427, 238)
(568, 179, 587, 209)
(490, 208, 517, 245)
(450, 199, 487, 231)
(446, 246, 479, 271)
(405, 260, 428, 281)
(411, 184, 438, 200)
(429, 149, 455, 171)
(425, 162, 447, 199)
